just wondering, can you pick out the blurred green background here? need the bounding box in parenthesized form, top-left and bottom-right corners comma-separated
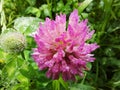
(0, 0, 120, 90)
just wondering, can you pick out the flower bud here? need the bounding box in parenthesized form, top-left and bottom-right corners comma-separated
(0, 32, 26, 53)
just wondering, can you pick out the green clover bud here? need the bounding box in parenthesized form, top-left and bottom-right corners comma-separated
(0, 32, 26, 53)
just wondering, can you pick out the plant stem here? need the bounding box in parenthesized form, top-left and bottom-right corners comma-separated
(81, 72, 87, 84)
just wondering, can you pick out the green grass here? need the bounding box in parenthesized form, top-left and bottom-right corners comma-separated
(0, 0, 120, 90)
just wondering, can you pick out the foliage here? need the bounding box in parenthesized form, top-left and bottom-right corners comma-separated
(0, 0, 120, 90)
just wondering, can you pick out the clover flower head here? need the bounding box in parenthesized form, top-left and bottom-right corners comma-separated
(0, 32, 26, 53)
(32, 9, 99, 81)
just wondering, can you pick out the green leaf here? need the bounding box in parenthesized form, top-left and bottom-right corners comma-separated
(19, 60, 36, 79)
(25, 7, 41, 17)
(59, 77, 69, 90)
(16, 73, 29, 84)
(26, 0, 36, 6)
(70, 84, 96, 90)
(105, 57, 120, 68)
(14, 17, 43, 36)
(78, 0, 93, 14)
(56, 0, 64, 11)
(0, 49, 5, 59)
(108, 71, 120, 88)
(40, 4, 52, 18)
(1, 28, 16, 34)
(11, 83, 29, 90)
(19, 61, 29, 77)
(25, 36, 36, 49)
(22, 50, 31, 61)
(81, 13, 89, 19)
(111, 45, 120, 49)
(2, 56, 17, 79)
(86, 63, 92, 70)
(52, 80, 60, 90)
(16, 56, 24, 67)
(44, 8, 51, 17)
